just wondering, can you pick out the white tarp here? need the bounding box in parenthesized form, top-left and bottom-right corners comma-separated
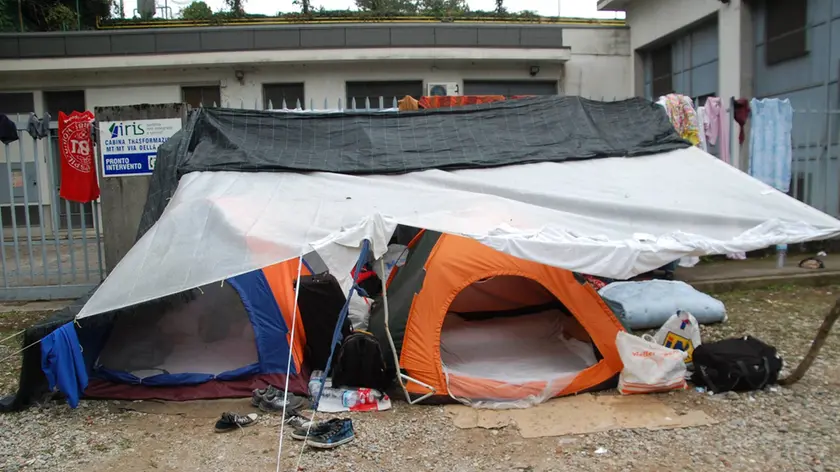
(77, 147, 840, 318)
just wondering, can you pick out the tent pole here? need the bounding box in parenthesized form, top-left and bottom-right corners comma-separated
(379, 258, 436, 404)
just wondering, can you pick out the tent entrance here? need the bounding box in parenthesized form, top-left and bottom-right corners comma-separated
(440, 276, 598, 406)
(96, 282, 259, 381)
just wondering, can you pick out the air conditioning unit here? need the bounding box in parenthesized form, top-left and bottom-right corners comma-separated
(426, 82, 460, 96)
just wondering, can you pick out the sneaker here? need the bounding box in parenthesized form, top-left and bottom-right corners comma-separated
(305, 419, 354, 449)
(290, 418, 337, 441)
(258, 393, 310, 414)
(285, 415, 313, 431)
(251, 385, 280, 407)
(214, 412, 258, 433)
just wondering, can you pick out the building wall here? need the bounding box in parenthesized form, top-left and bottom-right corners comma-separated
(625, 0, 722, 95)
(562, 27, 632, 99)
(0, 27, 631, 111)
(753, 0, 840, 216)
(641, 20, 719, 100)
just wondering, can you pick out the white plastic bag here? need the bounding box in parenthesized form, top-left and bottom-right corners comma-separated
(653, 310, 702, 367)
(616, 331, 688, 395)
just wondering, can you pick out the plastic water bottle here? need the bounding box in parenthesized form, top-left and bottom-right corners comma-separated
(341, 389, 376, 408)
(308, 370, 324, 399)
(776, 244, 788, 268)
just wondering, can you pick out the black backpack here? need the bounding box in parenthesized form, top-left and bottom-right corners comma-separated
(331, 330, 390, 392)
(691, 336, 783, 393)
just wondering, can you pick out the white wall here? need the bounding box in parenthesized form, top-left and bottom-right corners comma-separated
(626, 0, 721, 50)
(563, 27, 633, 98)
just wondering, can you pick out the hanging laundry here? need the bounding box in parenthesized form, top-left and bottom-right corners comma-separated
(397, 95, 419, 112)
(734, 99, 751, 144)
(26, 112, 51, 140)
(0, 114, 18, 145)
(749, 98, 793, 193)
(659, 94, 700, 146)
(696, 106, 708, 152)
(418, 95, 506, 109)
(704, 97, 731, 164)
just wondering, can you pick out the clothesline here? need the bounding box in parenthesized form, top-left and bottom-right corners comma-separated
(657, 93, 793, 194)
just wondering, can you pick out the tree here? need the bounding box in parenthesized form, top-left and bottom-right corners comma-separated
(292, 0, 310, 14)
(416, 0, 466, 16)
(354, 0, 416, 14)
(223, 0, 244, 16)
(181, 0, 212, 20)
(3, 0, 111, 31)
(494, 0, 504, 14)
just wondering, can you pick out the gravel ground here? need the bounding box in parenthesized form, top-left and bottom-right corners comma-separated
(1, 284, 839, 472)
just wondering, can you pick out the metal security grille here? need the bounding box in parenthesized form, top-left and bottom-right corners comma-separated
(0, 116, 104, 300)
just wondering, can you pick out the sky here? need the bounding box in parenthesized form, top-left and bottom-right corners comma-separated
(130, 0, 624, 19)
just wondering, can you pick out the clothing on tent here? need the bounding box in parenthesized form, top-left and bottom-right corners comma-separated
(27, 112, 51, 140)
(704, 97, 731, 164)
(695, 106, 708, 152)
(40, 322, 88, 408)
(659, 94, 700, 146)
(418, 95, 506, 109)
(749, 98, 793, 192)
(397, 96, 419, 112)
(734, 98, 751, 144)
(0, 114, 18, 145)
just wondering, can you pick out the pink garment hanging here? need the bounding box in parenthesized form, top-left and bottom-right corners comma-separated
(704, 97, 731, 164)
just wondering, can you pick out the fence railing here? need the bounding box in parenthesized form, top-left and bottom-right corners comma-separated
(0, 115, 104, 301)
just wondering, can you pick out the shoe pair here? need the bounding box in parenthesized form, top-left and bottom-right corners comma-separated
(251, 385, 280, 407)
(252, 385, 311, 414)
(290, 418, 355, 449)
(214, 412, 258, 433)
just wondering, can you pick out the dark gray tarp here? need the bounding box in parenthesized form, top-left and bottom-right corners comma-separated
(138, 96, 688, 239)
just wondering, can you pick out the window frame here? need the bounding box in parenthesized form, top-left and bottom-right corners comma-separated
(262, 82, 306, 110)
(182, 85, 222, 108)
(650, 44, 673, 99)
(764, 0, 808, 65)
(345, 80, 424, 109)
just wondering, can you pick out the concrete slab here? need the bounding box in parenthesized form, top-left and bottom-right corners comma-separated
(0, 299, 71, 312)
(677, 254, 840, 293)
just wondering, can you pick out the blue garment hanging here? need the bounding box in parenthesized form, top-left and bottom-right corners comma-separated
(749, 98, 793, 192)
(41, 322, 88, 408)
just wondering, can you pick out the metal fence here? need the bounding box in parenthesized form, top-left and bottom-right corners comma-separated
(0, 115, 104, 301)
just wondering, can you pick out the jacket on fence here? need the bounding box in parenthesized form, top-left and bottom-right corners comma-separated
(0, 114, 18, 145)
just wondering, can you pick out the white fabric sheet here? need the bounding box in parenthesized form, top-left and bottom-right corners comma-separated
(78, 147, 840, 318)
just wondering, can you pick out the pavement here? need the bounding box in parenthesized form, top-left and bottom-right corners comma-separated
(677, 253, 840, 293)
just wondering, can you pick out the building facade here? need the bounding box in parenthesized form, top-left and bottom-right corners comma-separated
(0, 23, 631, 113)
(0, 22, 630, 245)
(600, 0, 840, 217)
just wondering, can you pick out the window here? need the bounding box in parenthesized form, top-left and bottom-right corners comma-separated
(263, 83, 305, 110)
(346, 81, 423, 109)
(462, 81, 557, 97)
(650, 44, 673, 99)
(0, 92, 35, 116)
(765, 0, 807, 65)
(44, 90, 86, 119)
(182, 85, 221, 108)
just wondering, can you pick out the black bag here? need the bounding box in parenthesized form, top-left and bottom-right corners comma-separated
(691, 336, 783, 393)
(331, 330, 390, 392)
(296, 273, 352, 371)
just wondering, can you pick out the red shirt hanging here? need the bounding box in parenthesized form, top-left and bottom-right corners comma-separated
(58, 111, 100, 203)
